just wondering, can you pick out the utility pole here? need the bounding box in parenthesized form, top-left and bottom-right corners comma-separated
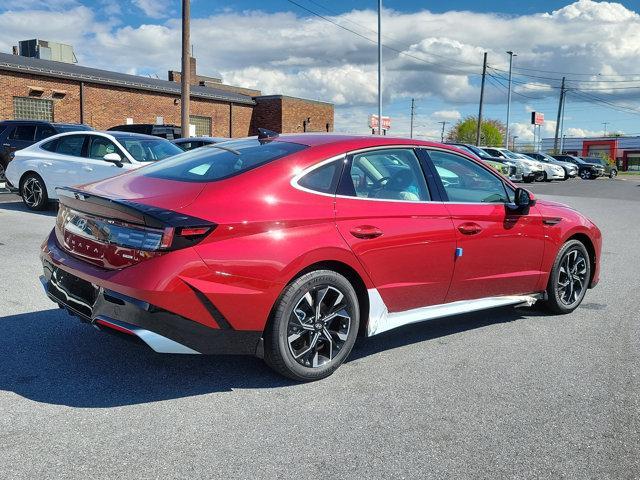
(181, 0, 191, 138)
(476, 52, 488, 146)
(410, 98, 415, 138)
(505, 51, 516, 148)
(553, 76, 566, 153)
(438, 121, 447, 142)
(377, 0, 382, 135)
(602, 122, 609, 137)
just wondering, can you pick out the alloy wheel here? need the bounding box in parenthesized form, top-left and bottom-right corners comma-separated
(0, 163, 5, 182)
(287, 285, 352, 368)
(556, 249, 588, 306)
(23, 177, 43, 208)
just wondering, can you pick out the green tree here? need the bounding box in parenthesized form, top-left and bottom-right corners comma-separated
(446, 116, 504, 146)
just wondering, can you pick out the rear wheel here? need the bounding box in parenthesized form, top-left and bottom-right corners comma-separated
(543, 240, 591, 314)
(264, 270, 360, 381)
(20, 173, 49, 210)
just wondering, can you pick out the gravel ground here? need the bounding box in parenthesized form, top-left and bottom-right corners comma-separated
(0, 178, 638, 479)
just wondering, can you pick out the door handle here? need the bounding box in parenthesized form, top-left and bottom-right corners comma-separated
(42, 162, 53, 167)
(350, 225, 383, 239)
(458, 222, 482, 235)
(82, 166, 93, 172)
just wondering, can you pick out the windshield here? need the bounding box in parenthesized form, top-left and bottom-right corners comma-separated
(454, 145, 479, 157)
(114, 135, 183, 162)
(141, 138, 308, 181)
(501, 150, 520, 159)
(574, 158, 586, 164)
(56, 125, 92, 133)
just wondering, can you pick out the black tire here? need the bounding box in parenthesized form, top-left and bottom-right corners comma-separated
(264, 270, 360, 381)
(609, 169, 617, 178)
(579, 170, 591, 180)
(20, 172, 49, 210)
(543, 240, 591, 314)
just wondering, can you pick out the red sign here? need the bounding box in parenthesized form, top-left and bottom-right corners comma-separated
(531, 112, 544, 126)
(369, 115, 391, 130)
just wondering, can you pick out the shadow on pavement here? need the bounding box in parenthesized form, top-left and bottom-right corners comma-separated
(1, 305, 543, 408)
(0, 200, 57, 217)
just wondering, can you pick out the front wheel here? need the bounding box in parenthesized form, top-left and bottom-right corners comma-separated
(579, 170, 591, 180)
(543, 240, 591, 314)
(610, 169, 617, 178)
(20, 173, 49, 210)
(264, 270, 360, 381)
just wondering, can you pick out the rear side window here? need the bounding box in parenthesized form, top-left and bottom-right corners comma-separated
(298, 160, 341, 194)
(9, 125, 36, 141)
(142, 139, 308, 182)
(55, 135, 86, 157)
(35, 125, 56, 141)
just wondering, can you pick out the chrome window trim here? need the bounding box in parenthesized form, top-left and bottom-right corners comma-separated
(291, 145, 444, 205)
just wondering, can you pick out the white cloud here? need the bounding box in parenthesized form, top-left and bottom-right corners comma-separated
(132, 0, 172, 19)
(432, 110, 462, 121)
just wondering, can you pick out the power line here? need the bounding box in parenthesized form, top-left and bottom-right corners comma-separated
(284, 0, 481, 76)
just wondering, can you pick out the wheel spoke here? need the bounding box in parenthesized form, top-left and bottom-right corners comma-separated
(287, 284, 352, 369)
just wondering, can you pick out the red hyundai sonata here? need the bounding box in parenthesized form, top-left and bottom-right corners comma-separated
(40, 132, 601, 381)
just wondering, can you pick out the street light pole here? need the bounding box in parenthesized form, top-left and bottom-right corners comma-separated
(377, 0, 382, 135)
(505, 51, 516, 148)
(181, 0, 190, 138)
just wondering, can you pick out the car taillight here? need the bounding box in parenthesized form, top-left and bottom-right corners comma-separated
(56, 204, 214, 268)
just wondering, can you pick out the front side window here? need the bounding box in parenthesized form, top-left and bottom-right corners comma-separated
(141, 139, 308, 181)
(55, 135, 86, 157)
(88, 136, 121, 160)
(429, 150, 510, 204)
(9, 125, 36, 141)
(340, 149, 430, 202)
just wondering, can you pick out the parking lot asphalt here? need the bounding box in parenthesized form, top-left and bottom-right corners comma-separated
(0, 178, 638, 479)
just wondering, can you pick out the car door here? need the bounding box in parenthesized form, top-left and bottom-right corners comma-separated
(423, 148, 545, 303)
(334, 147, 456, 313)
(43, 134, 90, 189)
(83, 135, 129, 183)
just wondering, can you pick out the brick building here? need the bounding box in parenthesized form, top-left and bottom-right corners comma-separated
(0, 51, 334, 137)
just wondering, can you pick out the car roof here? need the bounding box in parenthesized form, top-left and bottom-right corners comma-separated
(106, 131, 169, 140)
(270, 133, 451, 150)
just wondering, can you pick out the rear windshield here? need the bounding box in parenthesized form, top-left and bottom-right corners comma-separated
(141, 138, 308, 182)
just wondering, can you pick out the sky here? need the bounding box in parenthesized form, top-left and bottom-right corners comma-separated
(1, 0, 640, 144)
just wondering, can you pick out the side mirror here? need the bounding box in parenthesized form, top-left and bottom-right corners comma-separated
(507, 187, 534, 213)
(103, 152, 123, 167)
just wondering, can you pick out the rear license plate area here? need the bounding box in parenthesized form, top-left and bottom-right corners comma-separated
(48, 267, 99, 319)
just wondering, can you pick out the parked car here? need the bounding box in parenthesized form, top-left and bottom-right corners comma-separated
(552, 155, 605, 180)
(108, 123, 181, 140)
(446, 143, 523, 182)
(173, 137, 231, 151)
(0, 120, 92, 181)
(581, 156, 618, 178)
(482, 146, 543, 182)
(521, 151, 578, 180)
(517, 153, 565, 182)
(5, 131, 183, 210)
(39, 133, 601, 381)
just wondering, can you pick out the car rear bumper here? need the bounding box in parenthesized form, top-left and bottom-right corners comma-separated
(40, 244, 263, 356)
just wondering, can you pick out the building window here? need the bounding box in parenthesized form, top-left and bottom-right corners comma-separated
(190, 115, 211, 136)
(13, 97, 54, 121)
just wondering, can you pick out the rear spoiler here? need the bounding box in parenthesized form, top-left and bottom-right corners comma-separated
(56, 187, 214, 229)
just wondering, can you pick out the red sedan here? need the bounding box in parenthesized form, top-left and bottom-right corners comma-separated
(40, 132, 601, 381)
